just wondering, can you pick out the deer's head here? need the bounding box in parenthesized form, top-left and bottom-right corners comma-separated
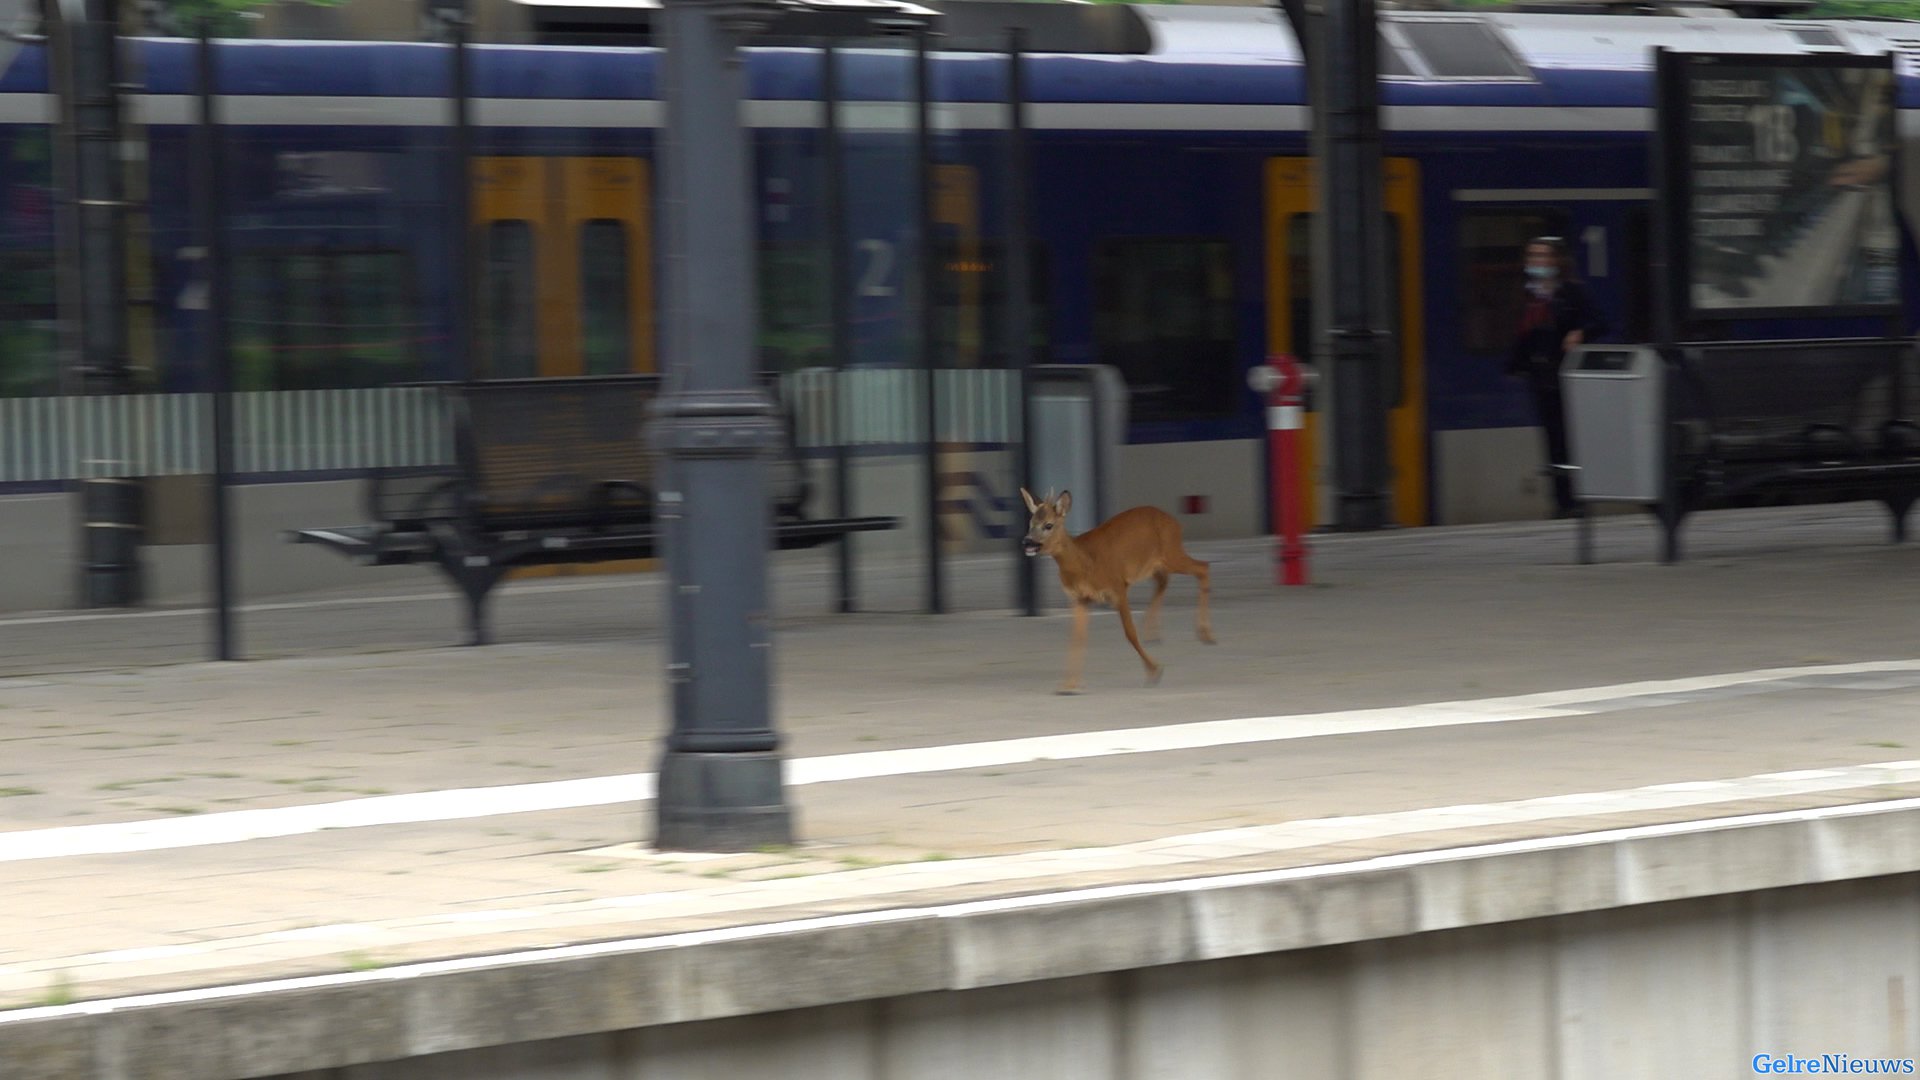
(1020, 488, 1072, 557)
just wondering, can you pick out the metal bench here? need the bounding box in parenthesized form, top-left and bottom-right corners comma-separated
(287, 375, 898, 644)
(1662, 338, 1920, 552)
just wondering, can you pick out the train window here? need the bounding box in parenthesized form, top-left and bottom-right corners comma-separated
(1093, 238, 1236, 424)
(934, 3, 1151, 54)
(1394, 20, 1530, 79)
(284, 257, 330, 372)
(481, 221, 537, 379)
(579, 219, 631, 376)
(334, 252, 413, 384)
(760, 242, 830, 374)
(230, 257, 283, 390)
(1786, 27, 1843, 48)
(1623, 207, 1652, 343)
(1459, 208, 1570, 356)
(1378, 33, 1415, 78)
(1285, 216, 1313, 363)
(231, 249, 423, 391)
(935, 238, 1050, 370)
(0, 252, 57, 396)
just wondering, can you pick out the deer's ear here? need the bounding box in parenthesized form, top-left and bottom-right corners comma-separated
(1056, 490, 1073, 515)
(1020, 487, 1038, 513)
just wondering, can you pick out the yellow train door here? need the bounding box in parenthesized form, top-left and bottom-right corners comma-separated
(1263, 157, 1427, 528)
(471, 156, 654, 377)
(560, 158, 654, 376)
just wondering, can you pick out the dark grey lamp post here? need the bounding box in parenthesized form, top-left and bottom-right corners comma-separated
(49, 0, 142, 605)
(648, 0, 792, 853)
(513, 0, 935, 851)
(1276, 0, 1395, 532)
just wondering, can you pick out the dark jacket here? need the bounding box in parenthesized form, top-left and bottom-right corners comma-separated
(1507, 279, 1608, 386)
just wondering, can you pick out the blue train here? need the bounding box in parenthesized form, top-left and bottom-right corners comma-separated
(0, 4, 1915, 530)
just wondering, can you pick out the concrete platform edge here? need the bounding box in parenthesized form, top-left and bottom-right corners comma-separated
(8, 797, 1920, 1080)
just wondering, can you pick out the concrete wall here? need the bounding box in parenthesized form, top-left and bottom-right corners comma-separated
(180, 482, 439, 603)
(1435, 426, 1554, 525)
(0, 482, 437, 613)
(16, 803, 1920, 1080)
(258, 877, 1920, 1080)
(1118, 440, 1262, 542)
(0, 494, 70, 612)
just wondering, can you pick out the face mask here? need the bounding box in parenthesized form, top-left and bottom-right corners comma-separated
(1525, 265, 1556, 280)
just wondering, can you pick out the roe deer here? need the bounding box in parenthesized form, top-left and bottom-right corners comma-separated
(1021, 487, 1214, 693)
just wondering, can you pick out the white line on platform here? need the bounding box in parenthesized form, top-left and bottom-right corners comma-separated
(0, 774, 653, 863)
(5, 657, 1920, 864)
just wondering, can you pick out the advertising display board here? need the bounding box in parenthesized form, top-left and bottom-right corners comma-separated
(1657, 50, 1901, 321)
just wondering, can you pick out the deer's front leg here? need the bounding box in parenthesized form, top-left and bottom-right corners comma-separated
(1115, 593, 1162, 686)
(1058, 600, 1090, 694)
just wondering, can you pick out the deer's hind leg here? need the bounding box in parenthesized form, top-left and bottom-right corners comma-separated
(1168, 550, 1215, 644)
(1142, 570, 1170, 643)
(1115, 591, 1163, 686)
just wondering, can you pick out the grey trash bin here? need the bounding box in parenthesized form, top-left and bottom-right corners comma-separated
(1028, 364, 1128, 533)
(1560, 344, 1665, 502)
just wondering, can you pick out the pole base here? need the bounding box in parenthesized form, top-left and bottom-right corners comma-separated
(1279, 545, 1308, 587)
(80, 565, 141, 608)
(654, 749, 795, 852)
(79, 478, 144, 608)
(1330, 495, 1392, 532)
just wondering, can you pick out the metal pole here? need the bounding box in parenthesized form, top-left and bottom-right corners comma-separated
(825, 43, 857, 613)
(55, 0, 142, 605)
(651, 0, 793, 851)
(1650, 47, 1678, 353)
(46, 7, 80, 401)
(1005, 28, 1037, 617)
(1293, 0, 1392, 531)
(442, 0, 475, 382)
(1328, 0, 1391, 531)
(1651, 47, 1680, 564)
(915, 29, 944, 613)
(195, 18, 235, 660)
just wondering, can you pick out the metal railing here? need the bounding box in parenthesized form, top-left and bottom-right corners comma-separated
(781, 367, 1019, 448)
(0, 387, 450, 482)
(0, 371, 1022, 484)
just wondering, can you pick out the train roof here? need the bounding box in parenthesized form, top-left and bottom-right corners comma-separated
(1140, 5, 1920, 71)
(0, 4, 1916, 113)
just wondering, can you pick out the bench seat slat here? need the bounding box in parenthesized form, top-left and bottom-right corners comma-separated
(289, 516, 903, 572)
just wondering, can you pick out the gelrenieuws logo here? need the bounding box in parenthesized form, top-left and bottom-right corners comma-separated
(1754, 1054, 1917, 1074)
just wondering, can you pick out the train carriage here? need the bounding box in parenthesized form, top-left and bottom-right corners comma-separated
(0, 3, 1915, 539)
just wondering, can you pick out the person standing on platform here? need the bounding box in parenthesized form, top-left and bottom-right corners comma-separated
(1507, 235, 1608, 519)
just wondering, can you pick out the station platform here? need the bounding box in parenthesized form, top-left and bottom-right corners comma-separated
(5, 502, 1920, 1074)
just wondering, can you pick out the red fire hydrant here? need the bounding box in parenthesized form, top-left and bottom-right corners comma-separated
(1249, 355, 1310, 586)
